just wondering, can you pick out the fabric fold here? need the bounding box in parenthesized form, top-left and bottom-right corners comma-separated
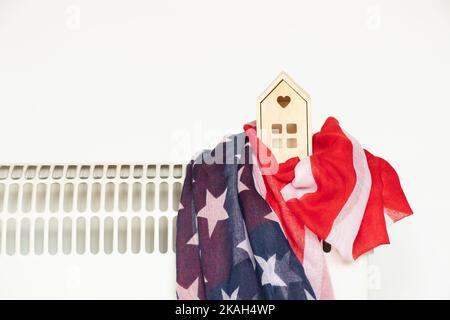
(243, 117, 413, 299)
(177, 117, 412, 300)
(176, 134, 315, 300)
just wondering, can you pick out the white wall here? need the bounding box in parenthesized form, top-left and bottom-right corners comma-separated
(0, 0, 449, 299)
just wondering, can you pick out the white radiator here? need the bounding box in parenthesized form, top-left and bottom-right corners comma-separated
(0, 164, 369, 299)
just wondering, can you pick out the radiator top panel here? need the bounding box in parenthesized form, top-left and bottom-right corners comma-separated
(0, 164, 184, 257)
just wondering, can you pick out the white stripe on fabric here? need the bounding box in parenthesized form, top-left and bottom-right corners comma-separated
(325, 131, 372, 261)
(303, 227, 328, 300)
(250, 146, 333, 299)
(281, 157, 317, 201)
(251, 152, 267, 199)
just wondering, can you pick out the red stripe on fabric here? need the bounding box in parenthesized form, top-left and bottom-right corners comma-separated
(244, 117, 413, 262)
(352, 151, 413, 259)
(284, 118, 356, 239)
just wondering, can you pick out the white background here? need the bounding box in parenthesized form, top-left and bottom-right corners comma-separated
(0, 0, 449, 299)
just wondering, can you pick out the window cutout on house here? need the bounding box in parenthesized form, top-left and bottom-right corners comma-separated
(272, 124, 282, 134)
(287, 138, 297, 148)
(287, 123, 297, 134)
(272, 138, 283, 148)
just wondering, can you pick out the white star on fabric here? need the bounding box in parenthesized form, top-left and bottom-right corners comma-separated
(236, 228, 256, 269)
(237, 166, 249, 192)
(221, 287, 239, 300)
(197, 189, 229, 237)
(305, 289, 315, 300)
(264, 211, 280, 223)
(186, 233, 198, 245)
(176, 278, 200, 300)
(254, 254, 287, 287)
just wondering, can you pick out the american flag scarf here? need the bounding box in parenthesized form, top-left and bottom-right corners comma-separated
(244, 117, 413, 299)
(176, 133, 316, 300)
(176, 117, 412, 300)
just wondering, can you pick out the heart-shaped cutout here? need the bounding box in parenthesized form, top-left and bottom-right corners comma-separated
(277, 96, 291, 108)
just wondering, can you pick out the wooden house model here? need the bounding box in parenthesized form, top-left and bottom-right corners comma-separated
(256, 72, 312, 163)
